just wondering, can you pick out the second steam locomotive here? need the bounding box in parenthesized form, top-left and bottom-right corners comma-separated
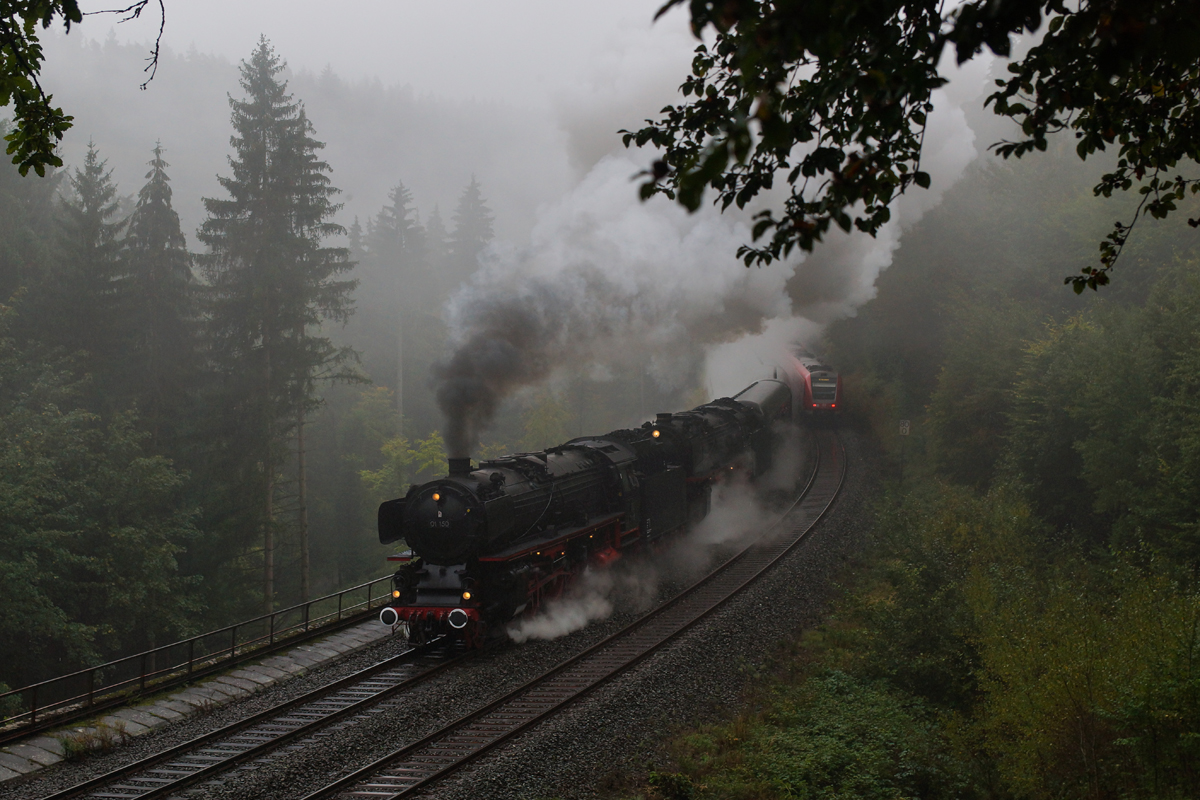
(377, 373, 813, 647)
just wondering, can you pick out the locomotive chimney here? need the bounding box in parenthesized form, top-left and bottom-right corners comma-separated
(448, 457, 473, 477)
(656, 412, 673, 424)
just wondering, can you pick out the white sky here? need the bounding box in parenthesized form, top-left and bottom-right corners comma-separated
(77, 0, 697, 109)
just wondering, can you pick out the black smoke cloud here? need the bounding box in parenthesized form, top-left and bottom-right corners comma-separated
(432, 156, 798, 457)
(436, 57, 987, 453)
(434, 284, 564, 458)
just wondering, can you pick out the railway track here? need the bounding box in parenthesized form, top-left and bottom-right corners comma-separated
(42, 642, 472, 800)
(303, 429, 844, 800)
(38, 429, 840, 800)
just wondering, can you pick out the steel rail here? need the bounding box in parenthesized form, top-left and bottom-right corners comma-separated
(42, 640, 473, 800)
(303, 430, 844, 800)
(1, 575, 398, 747)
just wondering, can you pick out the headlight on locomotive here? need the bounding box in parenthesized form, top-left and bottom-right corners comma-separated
(403, 484, 486, 565)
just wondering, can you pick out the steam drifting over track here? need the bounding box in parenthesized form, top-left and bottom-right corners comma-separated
(304, 430, 844, 800)
(21, 430, 845, 800)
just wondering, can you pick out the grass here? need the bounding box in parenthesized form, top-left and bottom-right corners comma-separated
(56, 720, 131, 760)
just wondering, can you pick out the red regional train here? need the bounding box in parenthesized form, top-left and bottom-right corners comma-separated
(781, 346, 842, 418)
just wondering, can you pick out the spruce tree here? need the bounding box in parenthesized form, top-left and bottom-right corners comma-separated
(348, 216, 366, 266)
(199, 39, 356, 610)
(49, 142, 128, 401)
(369, 182, 423, 267)
(366, 181, 423, 421)
(424, 203, 452, 299)
(0, 124, 60, 305)
(425, 204, 449, 255)
(448, 176, 493, 286)
(124, 143, 196, 450)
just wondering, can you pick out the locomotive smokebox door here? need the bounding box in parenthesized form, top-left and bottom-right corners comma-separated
(377, 498, 407, 545)
(405, 487, 484, 565)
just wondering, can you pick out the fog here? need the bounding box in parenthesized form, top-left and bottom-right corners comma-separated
(434, 57, 992, 448)
(508, 423, 809, 643)
(0, 2, 1014, 670)
(74, 1, 698, 112)
(53, 1, 697, 242)
(39, 2, 996, 443)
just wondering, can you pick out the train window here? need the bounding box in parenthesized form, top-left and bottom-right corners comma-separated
(812, 380, 837, 400)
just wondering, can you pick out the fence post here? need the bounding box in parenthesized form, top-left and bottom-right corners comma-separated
(338, 591, 343, 621)
(269, 612, 275, 646)
(140, 652, 148, 692)
(87, 669, 95, 707)
(304, 602, 310, 631)
(230, 625, 237, 661)
(188, 639, 194, 675)
(29, 684, 37, 725)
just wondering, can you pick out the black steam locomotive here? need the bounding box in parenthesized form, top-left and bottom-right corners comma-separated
(377, 378, 794, 646)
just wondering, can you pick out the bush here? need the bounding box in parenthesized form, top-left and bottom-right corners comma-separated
(647, 771, 694, 800)
(671, 670, 969, 800)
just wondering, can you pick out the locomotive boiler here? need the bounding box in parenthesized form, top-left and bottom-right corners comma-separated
(377, 378, 794, 646)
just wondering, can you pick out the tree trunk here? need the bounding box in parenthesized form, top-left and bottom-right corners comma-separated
(264, 443, 274, 616)
(298, 401, 310, 602)
(263, 345, 274, 616)
(396, 298, 404, 424)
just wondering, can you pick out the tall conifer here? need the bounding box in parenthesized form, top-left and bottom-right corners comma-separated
(348, 216, 365, 265)
(424, 203, 452, 301)
(199, 39, 356, 610)
(0, 127, 60, 304)
(124, 143, 195, 449)
(367, 181, 423, 421)
(448, 176, 493, 285)
(425, 205, 449, 266)
(51, 143, 128, 400)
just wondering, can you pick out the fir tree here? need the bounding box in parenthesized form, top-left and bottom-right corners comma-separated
(0, 123, 60, 304)
(369, 182, 423, 264)
(123, 143, 196, 450)
(0, 307, 201, 686)
(424, 203, 452, 299)
(49, 142, 128, 399)
(347, 215, 366, 266)
(367, 181, 424, 421)
(448, 176, 493, 285)
(199, 39, 357, 610)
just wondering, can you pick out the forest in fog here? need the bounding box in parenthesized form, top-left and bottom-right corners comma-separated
(0, 36, 693, 692)
(652, 140, 1200, 800)
(5, 6, 1200, 795)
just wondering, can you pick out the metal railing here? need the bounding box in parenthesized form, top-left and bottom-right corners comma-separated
(0, 574, 394, 741)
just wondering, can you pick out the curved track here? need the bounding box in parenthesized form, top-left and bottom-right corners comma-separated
(303, 429, 844, 800)
(38, 430, 841, 800)
(42, 642, 471, 800)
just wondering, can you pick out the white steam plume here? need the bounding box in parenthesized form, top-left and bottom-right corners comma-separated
(506, 425, 808, 643)
(706, 57, 989, 388)
(506, 560, 659, 644)
(436, 51, 991, 455)
(434, 155, 796, 456)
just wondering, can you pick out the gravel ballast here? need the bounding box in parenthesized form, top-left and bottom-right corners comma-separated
(431, 428, 875, 800)
(14, 427, 873, 800)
